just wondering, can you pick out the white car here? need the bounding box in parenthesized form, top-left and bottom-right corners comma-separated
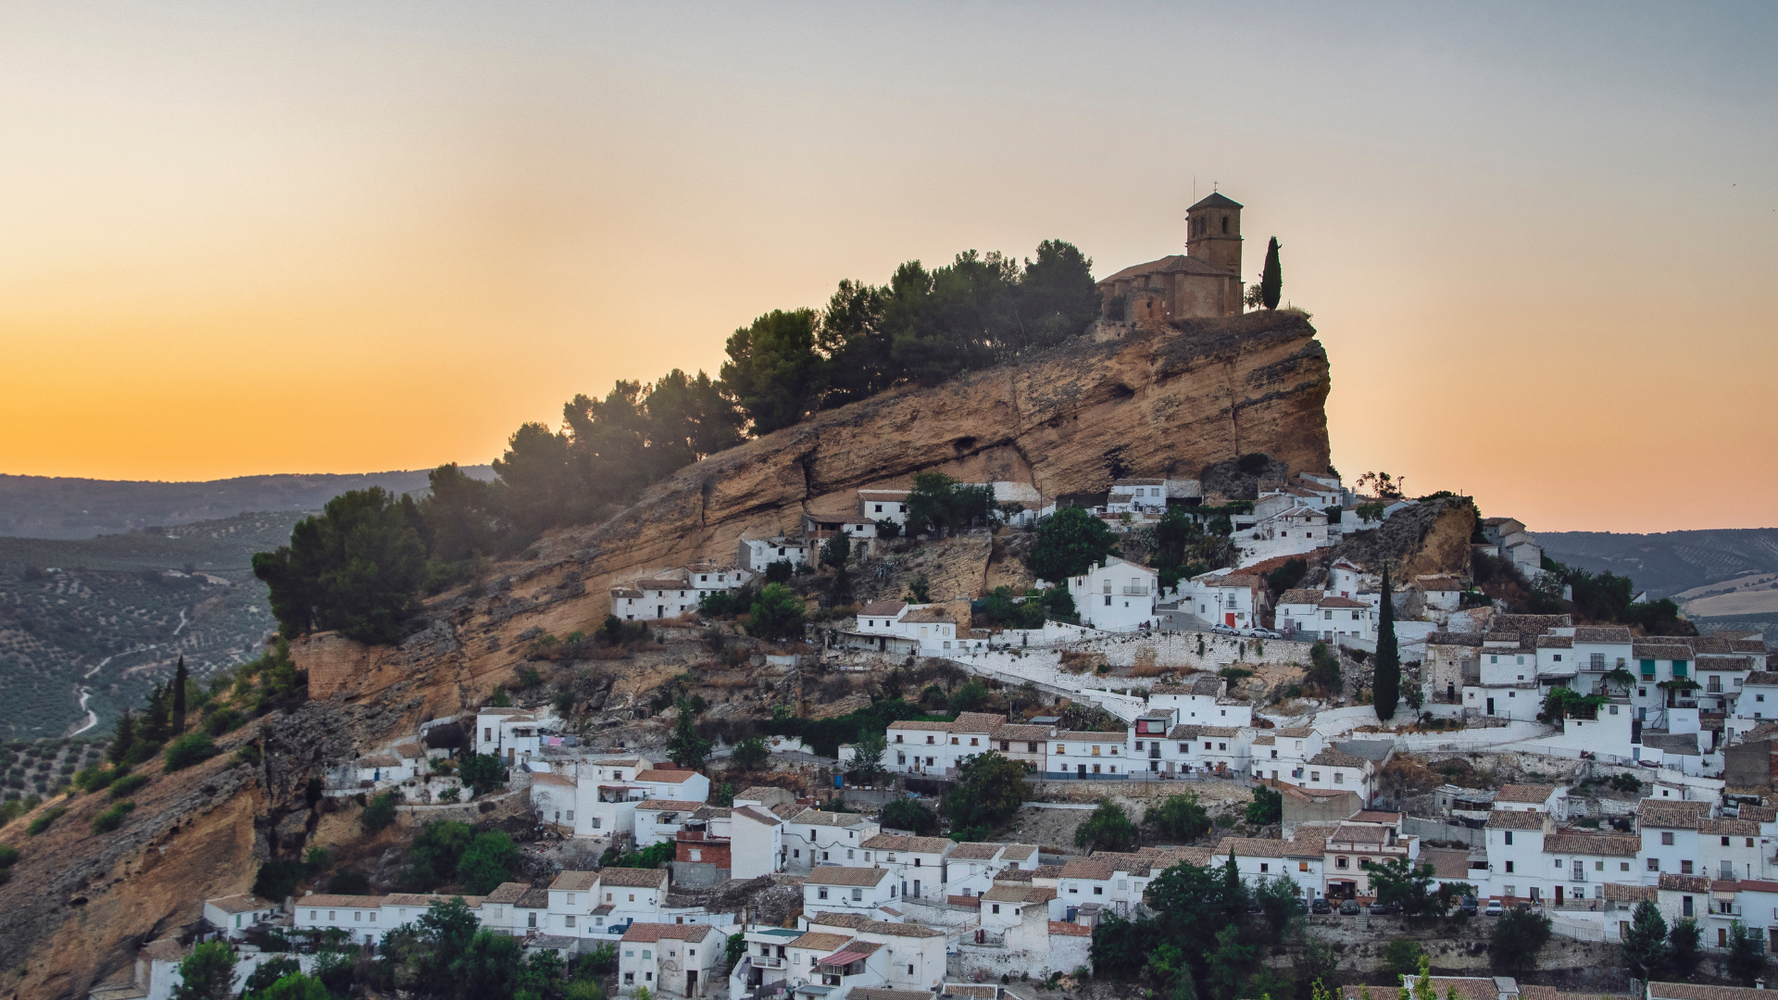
(1248, 628, 1281, 639)
(1484, 899, 1503, 917)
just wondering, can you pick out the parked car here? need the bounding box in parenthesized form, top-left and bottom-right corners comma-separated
(1459, 895, 1478, 915)
(1339, 899, 1361, 916)
(1484, 899, 1503, 917)
(1311, 898, 1332, 914)
(1369, 902, 1392, 915)
(1249, 628, 1281, 638)
(1211, 624, 1240, 635)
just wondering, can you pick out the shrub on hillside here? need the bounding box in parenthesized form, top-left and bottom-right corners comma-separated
(27, 806, 67, 836)
(164, 733, 219, 773)
(90, 801, 136, 834)
(110, 774, 150, 799)
(361, 791, 398, 834)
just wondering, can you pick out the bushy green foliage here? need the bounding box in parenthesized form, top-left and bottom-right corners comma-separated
(947, 680, 990, 713)
(721, 309, 825, 435)
(457, 832, 521, 894)
(240, 956, 303, 998)
(27, 806, 67, 836)
(164, 733, 219, 773)
(457, 753, 510, 796)
(981, 587, 1047, 629)
(942, 751, 1031, 840)
(252, 487, 427, 644)
(758, 697, 949, 758)
(1149, 508, 1234, 590)
(745, 583, 806, 640)
(1491, 908, 1552, 975)
(1245, 785, 1282, 826)
(1361, 854, 1439, 920)
(169, 940, 235, 1000)
(1026, 507, 1119, 583)
(904, 472, 994, 537)
(110, 773, 150, 799)
(667, 697, 714, 769)
(1668, 917, 1703, 978)
(90, 800, 136, 834)
(605, 840, 675, 869)
(403, 820, 475, 889)
(1075, 799, 1140, 852)
(881, 798, 939, 835)
(0, 844, 19, 868)
(732, 734, 769, 770)
(361, 791, 398, 834)
(1726, 920, 1767, 985)
(1264, 558, 1307, 597)
(1145, 792, 1212, 842)
(1381, 939, 1425, 981)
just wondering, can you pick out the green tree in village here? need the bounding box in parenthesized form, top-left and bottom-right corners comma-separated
(1145, 792, 1212, 842)
(667, 696, 713, 770)
(1025, 506, 1119, 583)
(1361, 854, 1439, 921)
(169, 941, 236, 1000)
(1245, 785, 1283, 826)
(1374, 563, 1401, 721)
(903, 472, 994, 538)
(731, 734, 770, 770)
(745, 583, 806, 641)
(942, 752, 1031, 841)
(1259, 237, 1282, 310)
(1621, 898, 1670, 981)
(1075, 799, 1140, 853)
(1726, 920, 1767, 986)
(1668, 917, 1703, 979)
(850, 732, 888, 784)
(1491, 908, 1552, 976)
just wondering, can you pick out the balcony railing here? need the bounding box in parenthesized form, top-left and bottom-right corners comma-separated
(752, 955, 787, 969)
(1122, 586, 1151, 596)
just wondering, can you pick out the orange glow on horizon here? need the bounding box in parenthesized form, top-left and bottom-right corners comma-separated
(3, 3, 1775, 534)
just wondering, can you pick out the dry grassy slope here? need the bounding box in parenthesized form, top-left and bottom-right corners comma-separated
(0, 729, 262, 1000)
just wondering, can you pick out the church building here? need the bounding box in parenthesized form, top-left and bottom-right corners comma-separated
(1096, 192, 1245, 325)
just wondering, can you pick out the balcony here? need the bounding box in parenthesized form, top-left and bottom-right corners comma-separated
(752, 954, 787, 969)
(1122, 586, 1151, 596)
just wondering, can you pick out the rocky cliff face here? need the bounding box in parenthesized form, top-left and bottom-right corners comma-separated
(286, 308, 1332, 709)
(551, 308, 1331, 588)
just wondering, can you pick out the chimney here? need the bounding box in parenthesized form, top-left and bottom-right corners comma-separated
(1755, 980, 1765, 990)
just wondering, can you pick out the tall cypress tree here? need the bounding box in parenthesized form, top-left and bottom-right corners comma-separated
(109, 709, 134, 765)
(1374, 564, 1400, 721)
(1260, 237, 1282, 310)
(172, 656, 188, 735)
(141, 683, 169, 743)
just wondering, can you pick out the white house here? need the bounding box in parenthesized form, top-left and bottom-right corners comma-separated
(804, 866, 898, 914)
(1174, 570, 1265, 631)
(858, 489, 911, 526)
(635, 799, 706, 847)
(293, 893, 394, 947)
(610, 577, 703, 622)
(784, 809, 881, 872)
(855, 833, 955, 901)
(945, 843, 1039, 898)
(730, 804, 786, 880)
(1146, 675, 1253, 726)
(473, 708, 563, 765)
(202, 894, 277, 939)
(619, 923, 725, 998)
(1047, 730, 1132, 779)
(737, 536, 811, 574)
(1064, 556, 1158, 631)
(1233, 501, 1329, 568)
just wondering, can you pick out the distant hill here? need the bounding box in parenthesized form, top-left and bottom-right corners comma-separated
(1540, 528, 1778, 599)
(0, 511, 311, 739)
(0, 467, 495, 540)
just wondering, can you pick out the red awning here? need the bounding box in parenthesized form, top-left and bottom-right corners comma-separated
(818, 950, 867, 967)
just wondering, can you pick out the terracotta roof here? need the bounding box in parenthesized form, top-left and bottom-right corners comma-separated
(1497, 784, 1557, 803)
(791, 808, 874, 827)
(139, 938, 185, 963)
(1602, 882, 1657, 902)
(1215, 836, 1311, 859)
(637, 799, 705, 812)
(807, 911, 872, 929)
(1057, 730, 1128, 742)
(806, 866, 891, 886)
(356, 753, 401, 768)
(1319, 596, 1369, 609)
(994, 724, 1054, 740)
(1731, 640, 1769, 654)
(1277, 588, 1325, 606)
(1746, 672, 1778, 687)
(983, 883, 1055, 904)
(1059, 858, 1113, 881)
(1308, 749, 1369, 769)
(1050, 920, 1093, 937)
(732, 806, 783, 826)
(206, 893, 274, 914)
(598, 868, 668, 888)
(860, 920, 944, 938)
(1428, 632, 1484, 646)
(622, 922, 720, 943)
(1659, 873, 1712, 893)
(394, 743, 425, 759)
(551, 871, 599, 891)
(848, 989, 936, 1000)
(788, 931, 855, 952)
(532, 772, 576, 788)
(483, 882, 530, 904)
(900, 609, 952, 623)
(1542, 832, 1639, 857)
(887, 720, 952, 731)
(952, 712, 1007, 732)
(1700, 818, 1760, 835)
(1485, 810, 1546, 831)
(301, 894, 385, 908)
(1418, 847, 1473, 880)
(1638, 800, 1712, 828)
(1649, 984, 1778, 1000)
(947, 842, 1004, 860)
(634, 769, 699, 784)
(1574, 626, 1634, 643)
(515, 886, 551, 909)
(1634, 643, 1695, 660)
(861, 834, 954, 854)
(857, 601, 907, 617)
(1739, 805, 1778, 823)
(1535, 636, 1574, 649)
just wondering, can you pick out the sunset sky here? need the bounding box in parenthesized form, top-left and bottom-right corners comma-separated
(2, 2, 1774, 533)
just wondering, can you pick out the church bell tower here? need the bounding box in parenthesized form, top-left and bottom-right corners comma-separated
(1186, 192, 1243, 277)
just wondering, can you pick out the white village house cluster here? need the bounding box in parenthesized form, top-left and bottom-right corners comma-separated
(120, 467, 1778, 1000)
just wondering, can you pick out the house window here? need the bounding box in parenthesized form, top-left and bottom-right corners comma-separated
(1662, 832, 1675, 846)
(1648, 858, 1660, 871)
(1681, 860, 1694, 875)
(1505, 861, 1514, 873)
(1336, 857, 1348, 869)
(1504, 832, 1513, 845)
(818, 888, 829, 900)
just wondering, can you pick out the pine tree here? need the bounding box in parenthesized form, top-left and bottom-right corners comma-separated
(109, 709, 135, 765)
(1621, 898, 1670, 981)
(1260, 237, 1282, 310)
(173, 657, 188, 735)
(142, 683, 170, 743)
(1374, 564, 1401, 721)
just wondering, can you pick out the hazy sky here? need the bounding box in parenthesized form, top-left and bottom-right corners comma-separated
(3, 1, 1774, 532)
